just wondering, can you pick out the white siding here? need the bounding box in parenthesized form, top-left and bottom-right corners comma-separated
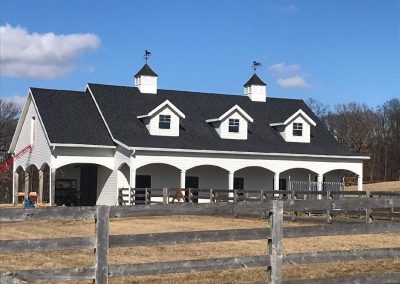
(279, 116, 311, 143)
(217, 111, 248, 140)
(244, 85, 266, 102)
(234, 167, 274, 190)
(147, 107, 181, 137)
(186, 166, 229, 189)
(136, 75, 157, 94)
(136, 164, 180, 188)
(97, 166, 117, 205)
(14, 98, 51, 170)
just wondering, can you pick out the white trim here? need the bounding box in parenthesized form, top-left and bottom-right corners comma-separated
(131, 146, 370, 160)
(270, 109, 316, 127)
(9, 90, 52, 153)
(137, 100, 185, 119)
(206, 105, 254, 123)
(50, 143, 116, 149)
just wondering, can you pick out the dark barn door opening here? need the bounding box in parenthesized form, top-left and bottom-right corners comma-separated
(136, 175, 151, 204)
(186, 176, 199, 203)
(80, 165, 97, 206)
(234, 177, 244, 196)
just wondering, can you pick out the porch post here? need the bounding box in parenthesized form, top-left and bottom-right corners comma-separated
(274, 172, 280, 191)
(38, 170, 44, 203)
(49, 168, 56, 206)
(317, 174, 323, 200)
(129, 168, 136, 205)
(180, 170, 186, 188)
(13, 171, 18, 205)
(24, 171, 30, 199)
(357, 175, 363, 191)
(228, 171, 234, 201)
(274, 172, 280, 198)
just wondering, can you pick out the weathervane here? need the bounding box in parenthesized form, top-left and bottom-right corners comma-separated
(144, 50, 151, 64)
(252, 61, 262, 73)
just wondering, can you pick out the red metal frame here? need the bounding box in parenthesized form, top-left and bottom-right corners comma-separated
(0, 144, 34, 171)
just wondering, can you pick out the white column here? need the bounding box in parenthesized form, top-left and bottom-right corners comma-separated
(274, 172, 280, 191)
(228, 171, 234, 201)
(357, 175, 363, 191)
(38, 170, 44, 203)
(129, 168, 136, 205)
(49, 168, 56, 206)
(13, 171, 18, 205)
(24, 171, 30, 199)
(180, 170, 186, 188)
(317, 174, 323, 200)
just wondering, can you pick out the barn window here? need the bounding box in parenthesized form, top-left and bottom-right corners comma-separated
(159, 115, 171, 129)
(293, 123, 303, 136)
(229, 119, 240, 133)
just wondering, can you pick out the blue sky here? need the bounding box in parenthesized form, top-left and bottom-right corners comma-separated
(0, 0, 399, 108)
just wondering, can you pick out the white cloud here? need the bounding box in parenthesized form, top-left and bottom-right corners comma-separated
(3, 95, 26, 108)
(282, 4, 299, 14)
(269, 62, 302, 76)
(0, 24, 100, 79)
(277, 76, 310, 89)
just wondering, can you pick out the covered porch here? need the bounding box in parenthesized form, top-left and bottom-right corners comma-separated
(118, 162, 363, 205)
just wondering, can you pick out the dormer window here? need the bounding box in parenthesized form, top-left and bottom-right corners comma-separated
(137, 100, 185, 137)
(159, 115, 171, 129)
(293, 123, 303, 136)
(206, 105, 253, 140)
(229, 119, 240, 133)
(270, 109, 316, 143)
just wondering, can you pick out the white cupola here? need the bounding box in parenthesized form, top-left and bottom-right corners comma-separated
(243, 73, 267, 102)
(134, 64, 158, 94)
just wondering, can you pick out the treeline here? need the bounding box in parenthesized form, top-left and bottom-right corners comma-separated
(306, 98, 400, 183)
(0, 99, 20, 201)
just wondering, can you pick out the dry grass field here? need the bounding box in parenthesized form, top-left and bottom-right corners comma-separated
(347, 180, 400, 191)
(1, 214, 400, 283)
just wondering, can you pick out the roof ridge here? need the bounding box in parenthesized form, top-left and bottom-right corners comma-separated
(30, 87, 83, 93)
(88, 83, 304, 102)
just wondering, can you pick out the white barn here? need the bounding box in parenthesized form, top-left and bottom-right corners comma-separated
(9, 63, 369, 206)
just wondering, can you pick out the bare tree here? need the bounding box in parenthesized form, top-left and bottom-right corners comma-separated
(0, 99, 21, 202)
(305, 97, 330, 120)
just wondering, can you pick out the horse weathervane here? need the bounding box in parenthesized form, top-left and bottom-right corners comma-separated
(144, 50, 151, 64)
(252, 61, 262, 73)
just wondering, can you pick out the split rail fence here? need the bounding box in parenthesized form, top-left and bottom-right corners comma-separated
(119, 188, 400, 222)
(1, 198, 400, 283)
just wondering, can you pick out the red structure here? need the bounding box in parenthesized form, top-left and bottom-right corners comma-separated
(0, 144, 33, 171)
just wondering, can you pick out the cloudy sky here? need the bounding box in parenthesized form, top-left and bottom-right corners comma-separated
(0, 0, 399, 107)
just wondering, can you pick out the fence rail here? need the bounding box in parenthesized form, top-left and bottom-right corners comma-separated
(1, 198, 400, 283)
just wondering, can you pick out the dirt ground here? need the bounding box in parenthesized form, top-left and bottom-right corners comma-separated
(1, 214, 399, 283)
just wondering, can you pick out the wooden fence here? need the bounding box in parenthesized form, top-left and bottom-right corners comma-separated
(1, 198, 400, 283)
(119, 188, 400, 222)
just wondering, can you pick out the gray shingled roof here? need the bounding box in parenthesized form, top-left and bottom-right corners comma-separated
(244, 74, 266, 87)
(87, 83, 360, 156)
(134, 64, 158, 78)
(30, 88, 114, 146)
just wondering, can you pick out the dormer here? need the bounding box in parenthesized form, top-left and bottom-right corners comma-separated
(206, 105, 253, 140)
(137, 100, 185, 136)
(134, 64, 158, 94)
(270, 109, 316, 143)
(244, 74, 267, 102)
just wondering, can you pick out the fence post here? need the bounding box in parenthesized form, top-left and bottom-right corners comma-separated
(163, 188, 169, 204)
(209, 189, 213, 203)
(325, 189, 332, 224)
(365, 191, 373, 224)
(267, 200, 283, 284)
(95, 206, 109, 284)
